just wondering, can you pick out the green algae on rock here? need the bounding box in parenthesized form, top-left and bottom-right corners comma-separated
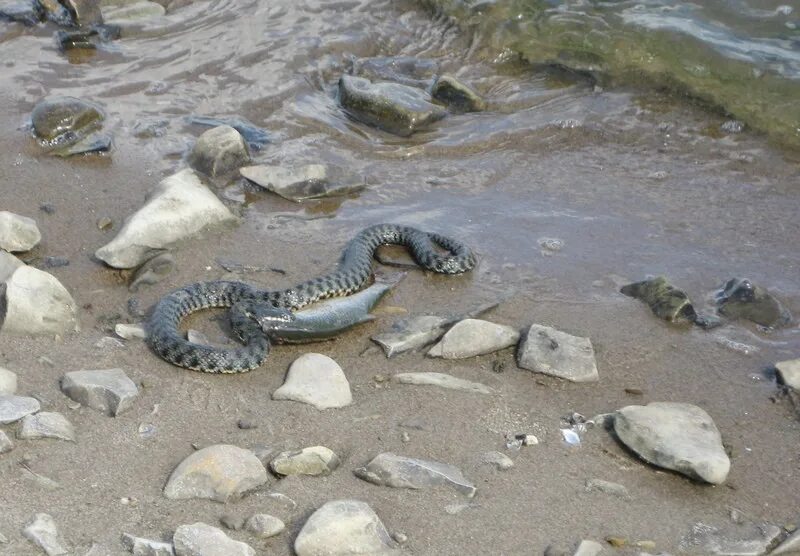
(31, 96, 108, 155)
(621, 276, 697, 324)
(431, 74, 487, 112)
(716, 278, 792, 328)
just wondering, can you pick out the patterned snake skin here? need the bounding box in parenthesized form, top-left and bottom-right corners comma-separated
(147, 224, 477, 373)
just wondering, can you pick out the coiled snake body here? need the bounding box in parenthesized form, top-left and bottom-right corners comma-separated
(147, 224, 476, 373)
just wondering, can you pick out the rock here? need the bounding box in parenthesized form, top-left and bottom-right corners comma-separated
(353, 55, 438, 88)
(188, 115, 271, 151)
(51, 131, 113, 157)
(239, 164, 365, 202)
(772, 527, 800, 555)
(219, 514, 244, 531)
(614, 402, 730, 484)
(164, 444, 268, 502)
(431, 74, 486, 112)
(0, 265, 78, 336)
(621, 276, 697, 324)
(0, 2, 44, 25)
(516, 324, 599, 382)
(679, 522, 782, 555)
(269, 446, 340, 477)
(479, 451, 514, 470)
(187, 125, 250, 178)
(584, 478, 630, 499)
(538, 237, 564, 254)
(115, 323, 147, 340)
(61, 368, 139, 416)
(372, 315, 450, 357)
(129, 252, 175, 291)
(173, 523, 255, 556)
(354, 452, 476, 497)
(717, 278, 791, 327)
(18, 412, 76, 441)
(31, 96, 105, 153)
(0, 395, 40, 424)
(101, 1, 165, 25)
(573, 540, 604, 556)
(121, 533, 175, 555)
(427, 319, 519, 359)
(0, 430, 13, 454)
(776, 358, 800, 391)
(95, 169, 236, 268)
(272, 353, 352, 410)
(23, 513, 68, 556)
(60, 0, 104, 26)
(0, 212, 41, 252)
(0, 250, 23, 282)
(294, 500, 397, 556)
(38, 0, 72, 25)
(392, 372, 494, 394)
(338, 75, 447, 136)
(244, 514, 285, 538)
(0, 367, 18, 395)
(40, 256, 70, 269)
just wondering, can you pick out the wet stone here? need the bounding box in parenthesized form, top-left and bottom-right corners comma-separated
(60, 0, 104, 26)
(188, 115, 271, 151)
(776, 358, 800, 391)
(517, 324, 599, 382)
(129, 252, 175, 292)
(18, 412, 76, 441)
(0, 395, 40, 424)
(240, 164, 365, 202)
(679, 522, 782, 555)
(614, 402, 730, 485)
(0, 430, 13, 454)
(52, 131, 112, 157)
(0, 211, 41, 252)
(121, 533, 175, 555)
(244, 514, 285, 538)
(717, 278, 791, 327)
(163, 444, 268, 502)
(354, 452, 477, 497)
(338, 74, 447, 136)
(269, 445, 340, 477)
(294, 499, 398, 556)
(427, 318, 519, 359)
(31, 96, 105, 152)
(392, 372, 494, 394)
(431, 74, 487, 112)
(621, 276, 697, 323)
(0, 367, 18, 395)
(272, 353, 352, 410)
(188, 125, 250, 178)
(23, 513, 68, 556)
(173, 523, 255, 556)
(353, 55, 439, 88)
(61, 368, 138, 416)
(101, 1, 165, 25)
(0, 2, 44, 25)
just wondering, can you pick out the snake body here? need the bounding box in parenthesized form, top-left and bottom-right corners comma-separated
(147, 224, 476, 373)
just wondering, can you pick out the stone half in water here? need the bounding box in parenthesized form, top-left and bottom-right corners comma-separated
(620, 276, 697, 324)
(188, 115, 271, 150)
(30, 96, 106, 154)
(716, 278, 792, 328)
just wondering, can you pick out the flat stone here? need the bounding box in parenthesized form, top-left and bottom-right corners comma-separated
(244, 514, 285, 538)
(585, 478, 630, 499)
(173, 523, 255, 556)
(0, 211, 41, 252)
(0, 367, 17, 395)
(372, 315, 450, 357)
(516, 324, 599, 382)
(0, 430, 13, 454)
(431, 74, 487, 112)
(272, 353, 352, 410)
(61, 368, 139, 416)
(479, 451, 514, 470)
(164, 444, 268, 502)
(621, 276, 697, 323)
(18, 412, 76, 441)
(269, 446, 340, 477)
(0, 265, 78, 336)
(338, 75, 447, 136)
(95, 168, 236, 268)
(294, 500, 398, 556)
(776, 358, 800, 391)
(240, 164, 364, 202)
(188, 125, 250, 178)
(392, 372, 494, 394)
(121, 533, 175, 555)
(772, 528, 800, 555)
(23, 513, 68, 556)
(115, 323, 147, 340)
(679, 522, 782, 555)
(0, 395, 40, 424)
(573, 540, 605, 556)
(427, 319, 519, 359)
(354, 452, 476, 497)
(614, 402, 730, 485)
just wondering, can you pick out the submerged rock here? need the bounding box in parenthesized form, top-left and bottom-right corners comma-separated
(269, 446, 340, 477)
(338, 75, 447, 136)
(353, 55, 439, 88)
(240, 164, 365, 202)
(188, 125, 251, 178)
(188, 115, 271, 151)
(51, 131, 112, 157)
(427, 318, 519, 359)
(0, 211, 41, 252)
(354, 452, 477, 497)
(621, 276, 697, 323)
(294, 500, 398, 556)
(272, 353, 352, 410)
(31, 96, 106, 154)
(517, 324, 599, 382)
(716, 278, 791, 327)
(679, 522, 782, 555)
(55, 23, 120, 52)
(173, 523, 255, 556)
(0, 265, 78, 336)
(61, 368, 138, 416)
(614, 402, 730, 485)
(431, 74, 487, 112)
(392, 372, 494, 394)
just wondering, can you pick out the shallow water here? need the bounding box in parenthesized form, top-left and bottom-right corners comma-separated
(0, 0, 799, 554)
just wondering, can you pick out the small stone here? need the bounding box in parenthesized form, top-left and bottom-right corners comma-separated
(21, 467, 60, 490)
(392, 532, 408, 545)
(574, 540, 605, 556)
(294, 500, 397, 556)
(173, 523, 255, 556)
(679, 522, 782, 555)
(776, 358, 800, 391)
(517, 324, 599, 382)
(605, 536, 627, 548)
(269, 445, 340, 477)
(537, 237, 564, 254)
(272, 353, 352, 410)
(0, 211, 41, 252)
(121, 533, 175, 555)
(480, 451, 514, 470)
(244, 514, 285, 538)
(427, 319, 519, 359)
(621, 276, 697, 323)
(392, 372, 494, 394)
(164, 444, 268, 502)
(186, 329, 211, 345)
(219, 514, 245, 531)
(18, 411, 75, 441)
(431, 74, 486, 112)
(0, 367, 18, 395)
(129, 252, 176, 292)
(585, 478, 630, 499)
(23, 513, 68, 556)
(355, 452, 476, 497)
(371, 315, 451, 357)
(0, 395, 40, 424)
(97, 217, 113, 231)
(115, 323, 147, 340)
(61, 368, 139, 416)
(188, 125, 251, 178)
(240, 164, 364, 202)
(40, 256, 70, 269)
(236, 419, 257, 430)
(31, 96, 105, 152)
(0, 430, 13, 453)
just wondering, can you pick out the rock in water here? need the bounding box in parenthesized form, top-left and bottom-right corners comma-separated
(620, 276, 697, 323)
(354, 452, 477, 497)
(23, 513, 68, 555)
(614, 402, 730, 484)
(187, 125, 251, 178)
(427, 318, 519, 359)
(188, 115, 271, 150)
(269, 446, 340, 477)
(272, 353, 352, 409)
(338, 75, 447, 136)
(173, 523, 255, 556)
(0, 212, 41, 252)
(0, 395, 41, 424)
(94, 169, 236, 268)
(164, 444, 268, 502)
(516, 324, 599, 382)
(431, 74, 487, 112)
(240, 164, 365, 202)
(716, 278, 791, 327)
(0, 265, 78, 336)
(294, 500, 398, 556)
(31, 96, 106, 154)
(60, 368, 138, 416)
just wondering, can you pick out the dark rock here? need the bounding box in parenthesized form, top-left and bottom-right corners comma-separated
(431, 74, 486, 112)
(716, 278, 791, 327)
(0, 2, 44, 25)
(621, 276, 697, 324)
(52, 131, 112, 156)
(31, 96, 105, 153)
(188, 115, 271, 151)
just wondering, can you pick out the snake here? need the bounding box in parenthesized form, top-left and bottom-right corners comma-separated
(147, 224, 477, 373)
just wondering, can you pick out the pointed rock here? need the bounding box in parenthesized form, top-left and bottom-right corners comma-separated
(18, 412, 75, 441)
(272, 353, 352, 409)
(354, 452, 476, 497)
(294, 500, 398, 556)
(61, 368, 138, 416)
(427, 319, 519, 359)
(517, 324, 599, 382)
(775, 358, 800, 391)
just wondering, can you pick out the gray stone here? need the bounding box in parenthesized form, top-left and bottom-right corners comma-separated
(0, 367, 17, 395)
(121, 533, 175, 555)
(479, 451, 514, 470)
(188, 125, 250, 178)
(338, 75, 447, 136)
(372, 315, 450, 357)
(0, 395, 40, 424)
(354, 452, 476, 497)
(115, 323, 147, 340)
(61, 368, 139, 416)
(272, 353, 352, 410)
(0, 265, 78, 336)
(776, 358, 800, 391)
(0, 2, 42, 25)
(101, 1, 165, 25)
(173, 523, 255, 556)
(392, 372, 494, 394)
(431, 74, 486, 112)
(0, 212, 41, 252)
(0, 250, 23, 283)
(269, 446, 340, 477)
(585, 478, 630, 499)
(18, 412, 75, 441)
(294, 500, 398, 556)
(23, 513, 68, 556)
(164, 444, 268, 502)
(0, 430, 13, 453)
(573, 540, 605, 556)
(614, 402, 730, 485)
(772, 528, 800, 555)
(95, 169, 236, 269)
(240, 164, 365, 202)
(516, 324, 599, 382)
(679, 522, 782, 555)
(129, 252, 175, 292)
(244, 514, 285, 538)
(61, 0, 103, 26)
(427, 319, 519, 359)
